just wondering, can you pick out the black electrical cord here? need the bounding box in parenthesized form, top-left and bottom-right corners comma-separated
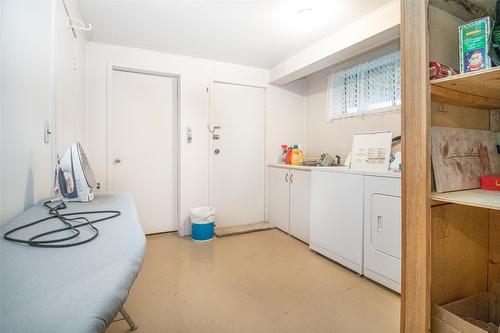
(3, 200, 120, 248)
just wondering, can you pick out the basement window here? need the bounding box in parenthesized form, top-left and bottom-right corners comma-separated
(327, 49, 401, 120)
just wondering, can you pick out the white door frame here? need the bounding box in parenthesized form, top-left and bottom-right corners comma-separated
(208, 79, 268, 221)
(106, 63, 181, 232)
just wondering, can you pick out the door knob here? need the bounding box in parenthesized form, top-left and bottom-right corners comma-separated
(214, 149, 220, 155)
(114, 158, 122, 164)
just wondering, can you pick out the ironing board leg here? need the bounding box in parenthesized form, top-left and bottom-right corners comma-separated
(119, 306, 138, 331)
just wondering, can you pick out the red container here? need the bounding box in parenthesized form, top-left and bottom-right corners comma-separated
(429, 61, 458, 80)
(480, 175, 500, 191)
(285, 148, 293, 164)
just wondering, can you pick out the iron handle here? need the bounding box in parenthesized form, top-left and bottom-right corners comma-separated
(114, 158, 121, 164)
(214, 149, 220, 155)
(290, 173, 294, 183)
(285, 173, 288, 183)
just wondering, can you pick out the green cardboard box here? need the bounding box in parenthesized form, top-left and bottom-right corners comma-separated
(459, 17, 492, 73)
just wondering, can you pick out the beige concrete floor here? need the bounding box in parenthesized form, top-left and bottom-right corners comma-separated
(107, 229, 400, 333)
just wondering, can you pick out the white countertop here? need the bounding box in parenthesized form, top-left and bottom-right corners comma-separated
(268, 163, 401, 179)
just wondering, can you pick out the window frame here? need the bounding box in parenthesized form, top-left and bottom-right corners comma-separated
(326, 44, 401, 122)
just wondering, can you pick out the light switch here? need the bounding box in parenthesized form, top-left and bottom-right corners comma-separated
(186, 127, 192, 143)
(43, 121, 51, 144)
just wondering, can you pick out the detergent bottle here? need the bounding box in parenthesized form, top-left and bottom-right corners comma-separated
(298, 147, 304, 165)
(291, 145, 304, 165)
(279, 145, 288, 164)
(285, 146, 293, 164)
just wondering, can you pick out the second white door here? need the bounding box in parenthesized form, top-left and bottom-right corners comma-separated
(210, 82, 266, 227)
(108, 69, 177, 234)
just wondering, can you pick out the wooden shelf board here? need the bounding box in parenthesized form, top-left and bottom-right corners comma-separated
(430, 67, 500, 109)
(431, 189, 500, 211)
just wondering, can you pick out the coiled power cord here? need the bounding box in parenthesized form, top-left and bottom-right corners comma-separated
(3, 200, 120, 248)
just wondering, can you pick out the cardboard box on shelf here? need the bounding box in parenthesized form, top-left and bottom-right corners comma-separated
(432, 293, 500, 333)
(459, 17, 492, 74)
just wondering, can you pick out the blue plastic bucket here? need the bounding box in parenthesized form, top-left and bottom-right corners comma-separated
(190, 207, 215, 242)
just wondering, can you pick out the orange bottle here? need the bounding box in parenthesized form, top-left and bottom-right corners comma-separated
(285, 145, 302, 165)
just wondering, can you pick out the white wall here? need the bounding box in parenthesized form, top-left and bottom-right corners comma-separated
(54, 0, 88, 154)
(267, 80, 306, 163)
(86, 42, 271, 235)
(0, 0, 87, 225)
(304, 70, 401, 161)
(1, 0, 55, 224)
(1, 0, 3, 222)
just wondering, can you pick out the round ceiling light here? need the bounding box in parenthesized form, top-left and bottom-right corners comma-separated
(297, 8, 313, 16)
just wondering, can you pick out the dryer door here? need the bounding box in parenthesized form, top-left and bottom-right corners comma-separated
(371, 194, 401, 259)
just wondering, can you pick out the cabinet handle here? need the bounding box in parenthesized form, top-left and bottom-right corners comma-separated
(377, 215, 382, 232)
(285, 173, 288, 183)
(290, 173, 294, 183)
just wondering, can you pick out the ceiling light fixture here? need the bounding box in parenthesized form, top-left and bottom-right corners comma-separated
(296, 8, 314, 25)
(297, 8, 313, 17)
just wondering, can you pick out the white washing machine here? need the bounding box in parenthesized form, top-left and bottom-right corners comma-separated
(310, 170, 364, 274)
(363, 175, 402, 292)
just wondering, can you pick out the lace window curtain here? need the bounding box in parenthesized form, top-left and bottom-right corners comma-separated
(327, 50, 401, 120)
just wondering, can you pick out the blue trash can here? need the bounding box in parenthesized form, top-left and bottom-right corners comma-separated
(190, 207, 215, 242)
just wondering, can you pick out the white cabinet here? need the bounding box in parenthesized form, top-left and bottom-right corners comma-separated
(268, 167, 290, 233)
(289, 169, 310, 243)
(364, 175, 401, 292)
(267, 166, 310, 243)
(310, 171, 364, 274)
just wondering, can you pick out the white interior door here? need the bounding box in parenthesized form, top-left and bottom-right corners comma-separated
(108, 68, 177, 234)
(210, 82, 266, 227)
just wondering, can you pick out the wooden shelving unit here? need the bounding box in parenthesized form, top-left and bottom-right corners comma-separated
(401, 1, 500, 332)
(432, 189, 500, 211)
(431, 67, 500, 109)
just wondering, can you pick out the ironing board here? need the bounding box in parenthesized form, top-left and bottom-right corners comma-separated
(0, 192, 146, 333)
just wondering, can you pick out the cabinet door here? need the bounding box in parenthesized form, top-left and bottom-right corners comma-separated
(310, 171, 364, 273)
(289, 169, 311, 243)
(267, 167, 290, 233)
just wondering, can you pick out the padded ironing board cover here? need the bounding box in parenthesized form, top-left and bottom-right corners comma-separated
(0, 192, 146, 333)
